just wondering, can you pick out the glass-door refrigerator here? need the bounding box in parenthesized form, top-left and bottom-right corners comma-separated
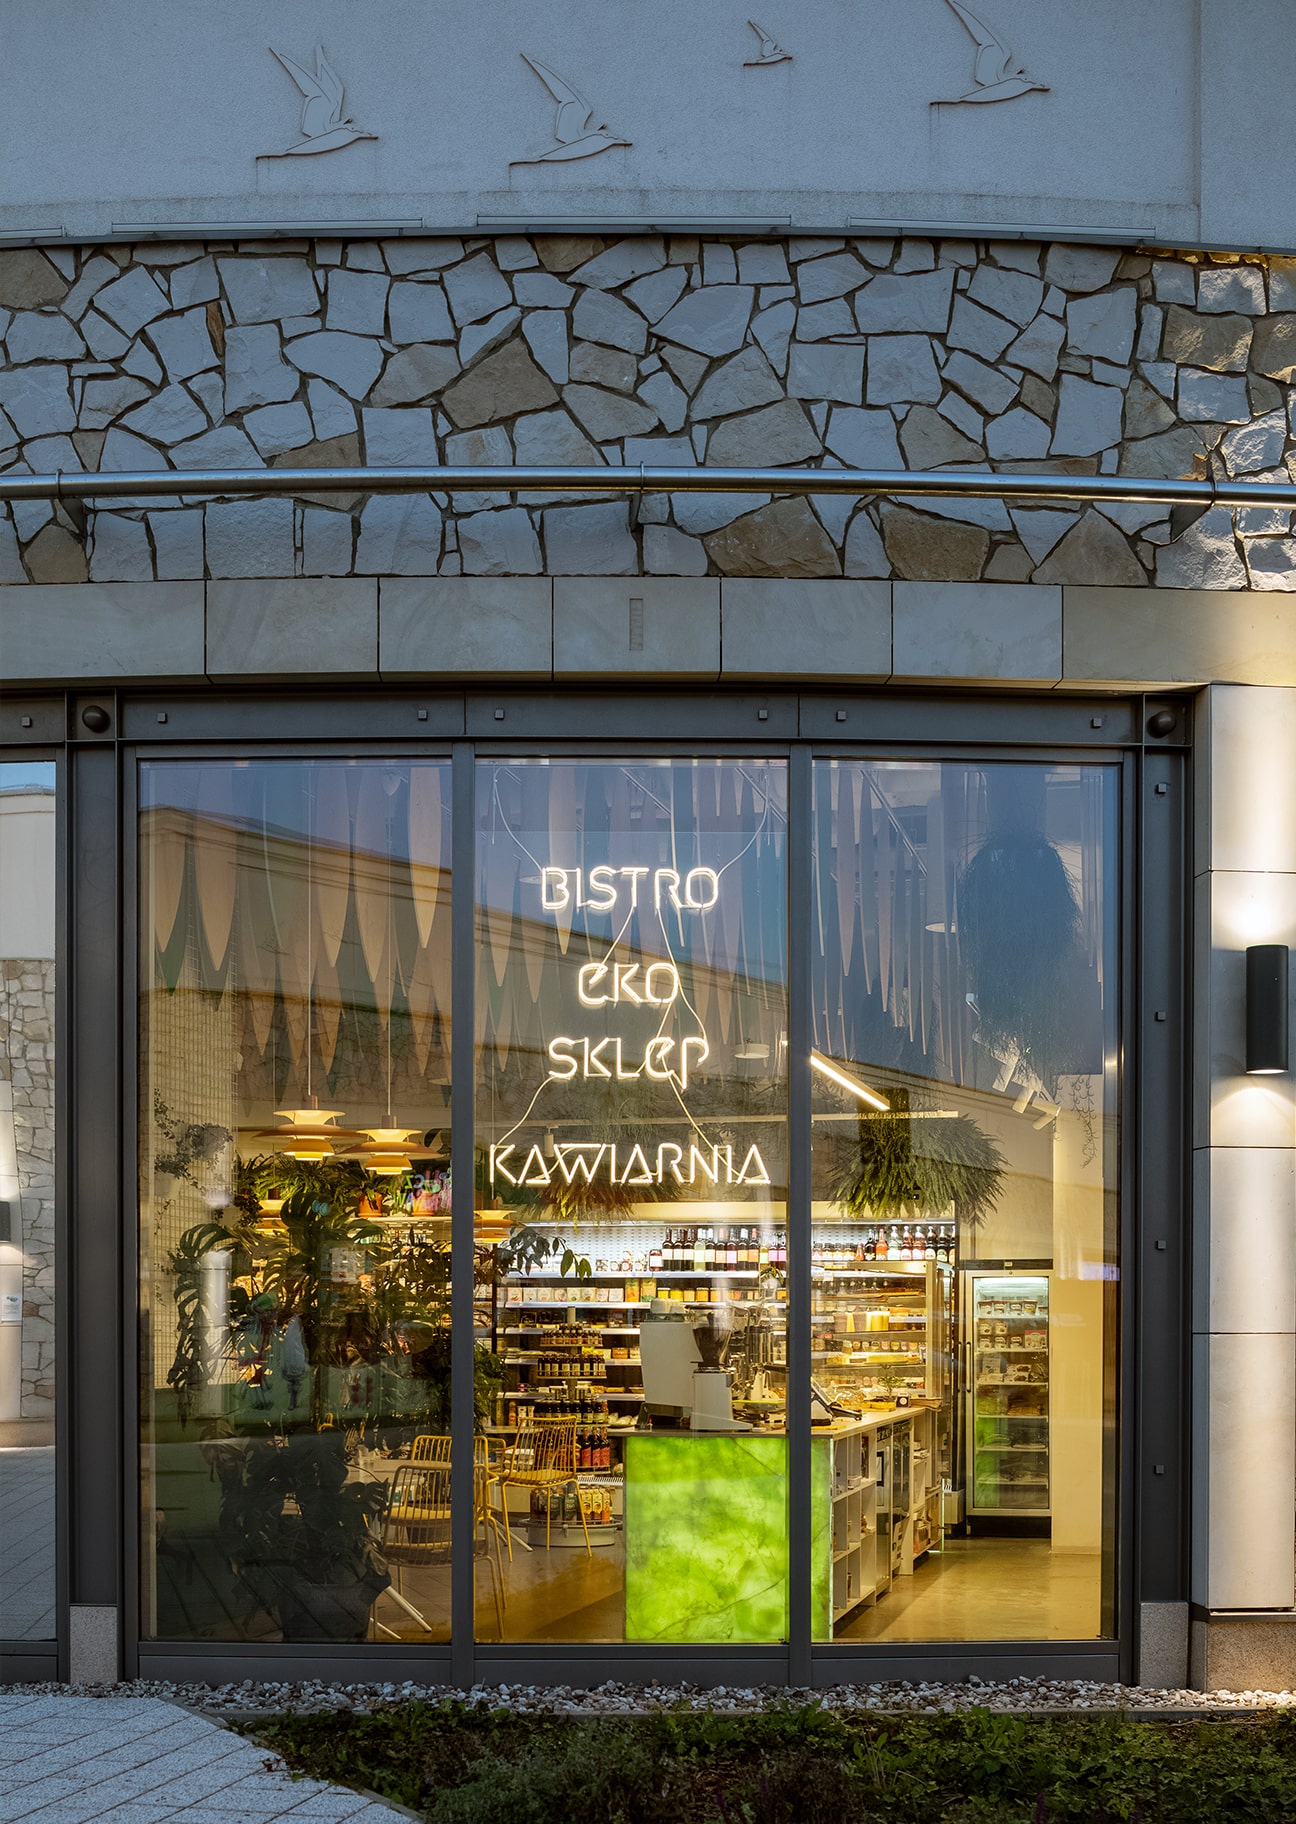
(967, 1272, 1050, 1519)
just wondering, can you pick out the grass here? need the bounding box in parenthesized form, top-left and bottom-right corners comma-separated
(242, 1700, 1296, 1822)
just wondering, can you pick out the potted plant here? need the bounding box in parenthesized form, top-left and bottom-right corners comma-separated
(202, 1427, 390, 1642)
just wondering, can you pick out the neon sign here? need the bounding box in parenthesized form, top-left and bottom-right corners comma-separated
(547, 1033, 708, 1086)
(540, 865, 720, 914)
(489, 1140, 771, 1189)
(577, 961, 680, 1006)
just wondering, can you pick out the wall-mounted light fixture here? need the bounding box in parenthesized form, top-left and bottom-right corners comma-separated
(1246, 944, 1290, 1074)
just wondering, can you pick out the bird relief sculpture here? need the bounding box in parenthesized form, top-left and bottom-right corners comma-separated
(744, 20, 792, 66)
(932, 0, 1048, 103)
(259, 44, 378, 157)
(511, 54, 631, 163)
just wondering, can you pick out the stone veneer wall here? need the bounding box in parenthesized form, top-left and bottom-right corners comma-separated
(0, 959, 55, 1420)
(1, 232, 1294, 589)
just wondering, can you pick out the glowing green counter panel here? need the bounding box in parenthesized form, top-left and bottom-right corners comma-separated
(624, 1434, 789, 1642)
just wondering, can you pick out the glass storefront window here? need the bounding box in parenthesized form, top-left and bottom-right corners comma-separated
(809, 760, 1119, 1642)
(474, 759, 789, 1644)
(135, 742, 1124, 1662)
(0, 761, 56, 1643)
(138, 760, 452, 1644)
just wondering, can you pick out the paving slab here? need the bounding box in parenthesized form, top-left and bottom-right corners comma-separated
(0, 1698, 404, 1823)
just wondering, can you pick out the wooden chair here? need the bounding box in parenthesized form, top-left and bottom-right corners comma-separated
(496, 1417, 591, 1555)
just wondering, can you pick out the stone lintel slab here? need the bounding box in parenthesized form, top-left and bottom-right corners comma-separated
(206, 578, 377, 680)
(892, 581, 1062, 685)
(381, 577, 552, 680)
(720, 579, 890, 682)
(1064, 585, 1296, 687)
(0, 580, 205, 683)
(554, 577, 720, 681)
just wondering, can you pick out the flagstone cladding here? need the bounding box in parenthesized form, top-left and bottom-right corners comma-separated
(3, 232, 1296, 590)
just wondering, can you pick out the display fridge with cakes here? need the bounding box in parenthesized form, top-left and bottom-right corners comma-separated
(966, 1272, 1050, 1519)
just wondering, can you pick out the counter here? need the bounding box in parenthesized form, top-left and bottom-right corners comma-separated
(622, 1409, 936, 1642)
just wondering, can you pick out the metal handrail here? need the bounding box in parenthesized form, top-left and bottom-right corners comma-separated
(0, 463, 1288, 509)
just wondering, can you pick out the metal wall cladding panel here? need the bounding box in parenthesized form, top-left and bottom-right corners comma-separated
(119, 693, 466, 742)
(800, 694, 1141, 748)
(466, 691, 800, 742)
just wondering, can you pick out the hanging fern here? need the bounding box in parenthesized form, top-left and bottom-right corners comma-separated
(827, 1089, 1006, 1228)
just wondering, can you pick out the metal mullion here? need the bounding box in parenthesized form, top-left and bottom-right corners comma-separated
(787, 745, 813, 1684)
(449, 742, 476, 1685)
(67, 730, 124, 1668)
(53, 741, 71, 1680)
(120, 750, 142, 1672)
(1130, 737, 1189, 1677)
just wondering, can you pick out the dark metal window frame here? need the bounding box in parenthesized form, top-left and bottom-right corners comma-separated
(0, 683, 1187, 1688)
(0, 741, 63, 1686)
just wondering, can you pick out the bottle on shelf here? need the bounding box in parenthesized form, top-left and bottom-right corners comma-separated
(863, 1227, 876, 1261)
(759, 1233, 770, 1270)
(899, 1225, 913, 1260)
(875, 1226, 889, 1260)
(888, 1224, 902, 1259)
(649, 1237, 663, 1272)
(726, 1228, 738, 1270)
(924, 1226, 937, 1261)
(693, 1228, 707, 1272)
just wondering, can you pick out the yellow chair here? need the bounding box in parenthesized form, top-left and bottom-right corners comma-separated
(411, 1433, 514, 1559)
(496, 1417, 591, 1555)
(378, 1460, 506, 1639)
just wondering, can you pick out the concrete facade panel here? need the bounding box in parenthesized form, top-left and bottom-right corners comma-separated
(0, 581, 205, 683)
(892, 582, 1061, 684)
(1063, 588, 1296, 688)
(719, 579, 890, 681)
(553, 577, 719, 680)
(381, 576, 552, 678)
(1192, 1332, 1296, 1612)
(205, 578, 378, 678)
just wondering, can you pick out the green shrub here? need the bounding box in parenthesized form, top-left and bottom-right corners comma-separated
(245, 1701, 1296, 1824)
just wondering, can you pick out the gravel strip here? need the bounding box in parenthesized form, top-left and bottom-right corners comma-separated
(2, 1676, 1294, 1716)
